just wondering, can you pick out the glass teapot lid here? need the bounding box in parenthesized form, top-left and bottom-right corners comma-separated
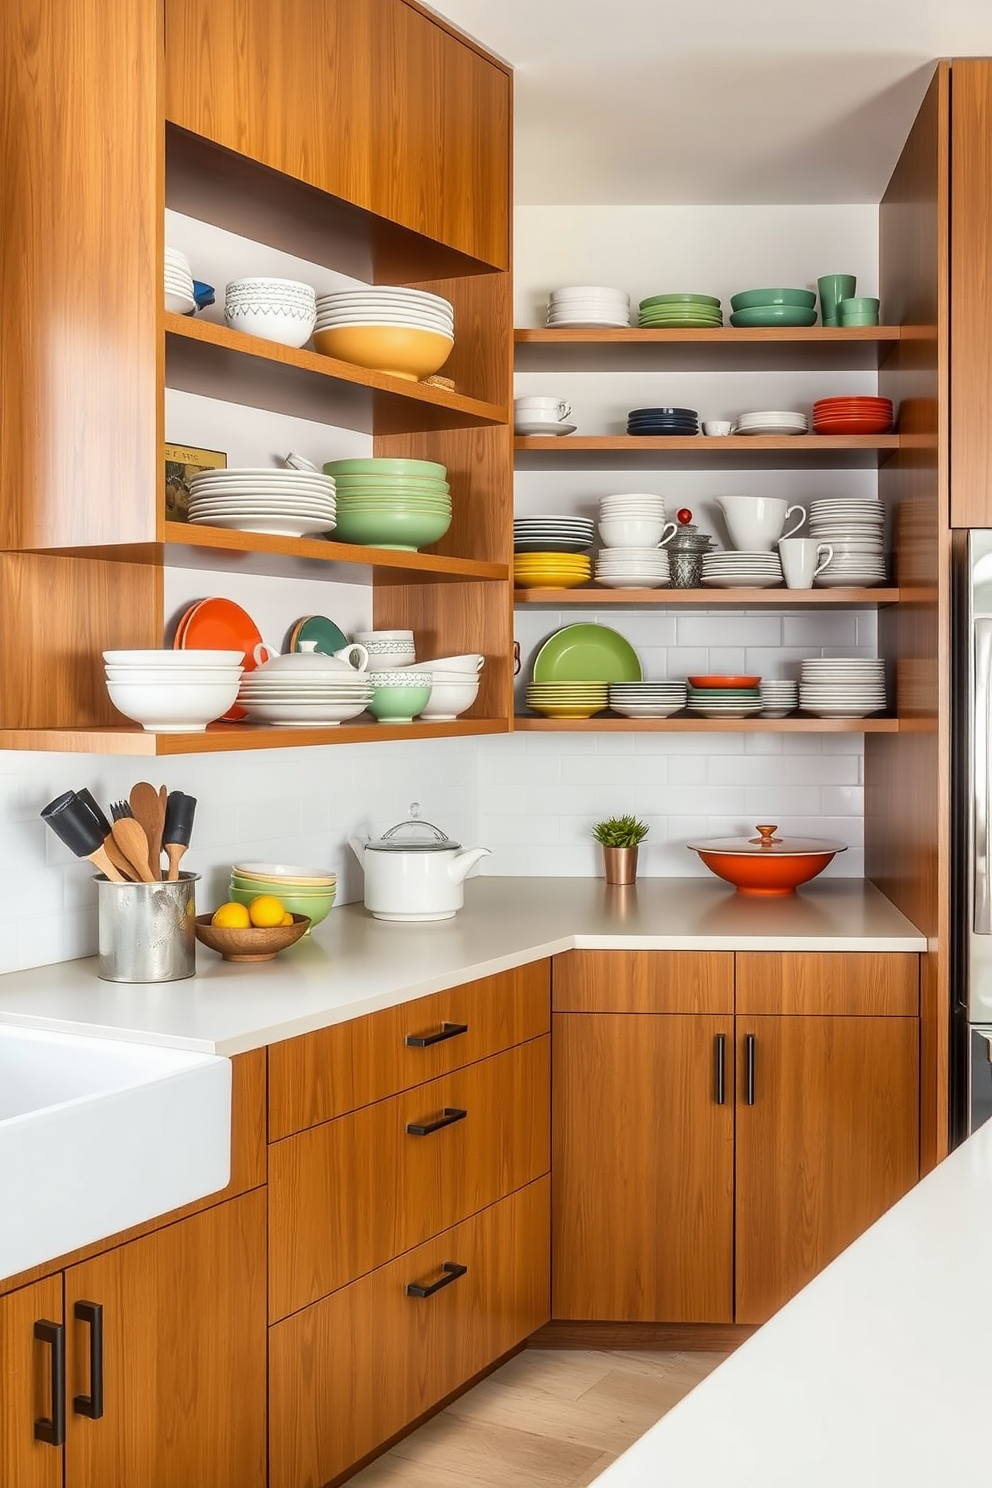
(367, 802, 461, 853)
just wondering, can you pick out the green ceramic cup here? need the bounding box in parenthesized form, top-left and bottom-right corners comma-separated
(839, 313, 880, 326)
(817, 274, 857, 326)
(839, 296, 879, 326)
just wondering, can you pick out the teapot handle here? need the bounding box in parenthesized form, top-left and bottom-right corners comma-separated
(252, 641, 276, 666)
(334, 643, 370, 672)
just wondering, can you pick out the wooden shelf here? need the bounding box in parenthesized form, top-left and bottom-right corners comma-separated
(0, 717, 509, 757)
(514, 435, 902, 471)
(513, 587, 903, 607)
(513, 326, 910, 372)
(164, 314, 507, 434)
(514, 716, 900, 734)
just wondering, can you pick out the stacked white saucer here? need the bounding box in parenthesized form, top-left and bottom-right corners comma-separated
(165, 248, 195, 314)
(759, 680, 799, 718)
(735, 410, 808, 436)
(315, 285, 454, 337)
(187, 467, 336, 537)
(595, 547, 671, 589)
(808, 499, 887, 587)
(608, 681, 687, 718)
(546, 286, 630, 328)
(799, 658, 886, 718)
(701, 550, 783, 588)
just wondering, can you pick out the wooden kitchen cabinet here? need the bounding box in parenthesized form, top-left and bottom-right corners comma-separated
(950, 59, 992, 527)
(0, 1276, 63, 1488)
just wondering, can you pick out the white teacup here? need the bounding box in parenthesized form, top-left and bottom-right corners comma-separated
(778, 538, 834, 589)
(702, 420, 733, 436)
(716, 496, 806, 552)
(514, 396, 571, 422)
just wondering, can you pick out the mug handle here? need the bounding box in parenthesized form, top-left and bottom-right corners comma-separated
(558, 401, 572, 421)
(513, 641, 521, 676)
(658, 521, 679, 548)
(252, 641, 275, 666)
(781, 504, 807, 541)
(334, 643, 370, 672)
(814, 544, 834, 578)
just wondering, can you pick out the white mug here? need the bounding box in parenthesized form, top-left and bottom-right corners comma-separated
(779, 538, 833, 589)
(702, 420, 733, 436)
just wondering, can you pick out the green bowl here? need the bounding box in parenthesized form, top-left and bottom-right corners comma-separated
(730, 287, 816, 312)
(368, 682, 432, 723)
(228, 883, 335, 930)
(639, 292, 721, 309)
(837, 297, 879, 313)
(729, 306, 818, 328)
(839, 313, 879, 326)
(333, 508, 451, 549)
(323, 457, 447, 478)
(332, 477, 451, 493)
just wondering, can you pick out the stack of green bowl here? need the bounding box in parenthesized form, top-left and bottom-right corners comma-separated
(229, 862, 337, 932)
(322, 457, 451, 551)
(638, 293, 723, 328)
(729, 288, 817, 328)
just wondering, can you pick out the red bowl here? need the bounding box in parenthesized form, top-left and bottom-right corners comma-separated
(687, 674, 760, 689)
(813, 419, 893, 435)
(692, 848, 838, 895)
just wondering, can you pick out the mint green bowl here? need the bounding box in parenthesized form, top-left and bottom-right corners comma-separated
(228, 883, 335, 930)
(323, 457, 447, 478)
(729, 306, 818, 328)
(333, 507, 451, 549)
(368, 674, 432, 723)
(730, 287, 816, 312)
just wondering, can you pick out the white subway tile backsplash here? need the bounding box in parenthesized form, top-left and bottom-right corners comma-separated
(676, 614, 782, 647)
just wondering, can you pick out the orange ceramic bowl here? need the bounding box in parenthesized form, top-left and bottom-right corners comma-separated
(691, 848, 837, 896)
(687, 674, 760, 689)
(312, 325, 453, 382)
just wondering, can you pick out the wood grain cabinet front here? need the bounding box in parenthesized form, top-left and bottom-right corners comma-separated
(268, 1035, 550, 1318)
(268, 1177, 550, 1488)
(0, 1276, 64, 1488)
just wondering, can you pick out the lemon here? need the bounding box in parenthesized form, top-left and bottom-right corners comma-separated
(281, 911, 294, 926)
(211, 902, 251, 929)
(248, 894, 286, 928)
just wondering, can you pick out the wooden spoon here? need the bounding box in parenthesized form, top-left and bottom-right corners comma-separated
(130, 781, 164, 880)
(103, 834, 138, 881)
(111, 818, 156, 883)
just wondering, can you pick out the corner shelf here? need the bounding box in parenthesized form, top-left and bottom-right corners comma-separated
(0, 717, 509, 757)
(513, 586, 903, 607)
(513, 326, 908, 372)
(513, 716, 900, 734)
(514, 434, 902, 471)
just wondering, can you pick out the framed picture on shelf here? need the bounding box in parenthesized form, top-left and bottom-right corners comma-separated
(164, 443, 227, 522)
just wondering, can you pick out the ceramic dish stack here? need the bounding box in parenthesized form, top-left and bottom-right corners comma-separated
(313, 287, 454, 380)
(187, 466, 336, 537)
(236, 648, 373, 726)
(808, 498, 887, 587)
(729, 288, 817, 328)
(413, 658, 482, 722)
(608, 681, 687, 718)
(735, 410, 808, 436)
(165, 249, 196, 314)
(353, 629, 416, 666)
(759, 680, 799, 718)
(546, 286, 630, 328)
(595, 547, 670, 589)
(229, 863, 337, 931)
(812, 396, 894, 435)
(525, 681, 609, 719)
(701, 550, 784, 588)
(515, 553, 592, 589)
(686, 676, 763, 719)
(103, 649, 245, 734)
(322, 457, 451, 551)
(526, 623, 641, 716)
(799, 657, 887, 718)
(224, 277, 316, 348)
(513, 515, 595, 554)
(626, 406, 699, 436)
(637, 293, 723, 328)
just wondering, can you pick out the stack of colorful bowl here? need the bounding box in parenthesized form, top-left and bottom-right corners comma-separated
(637, 293, 723, 328)
(812, 396, 894, 435)
(514, 552, 592, 589)
(729, 289, 817, 328)
(312, 287, 454, 380)
(513, 516, 594, 588)
(229, 862, 337, 932)
(686, 674, 763, 719)
(322, 458, 451, 551)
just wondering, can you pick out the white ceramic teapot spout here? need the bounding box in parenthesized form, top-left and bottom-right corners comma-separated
(348, 833, 370, 867)
(446, 846, 492, 884)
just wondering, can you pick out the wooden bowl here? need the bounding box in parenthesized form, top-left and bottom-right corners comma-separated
(194, 912, 310, 962)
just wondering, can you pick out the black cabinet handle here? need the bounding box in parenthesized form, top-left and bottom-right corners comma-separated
(715, 1033, 726, 1105)
(73, 1300, 104, 1420)
(405, 1020, 468, 1048)
(406, 1106, 467, 1137)
(406, 1261, 468, 1298)
(33, 1319, 65, 1447)
(745, 1033, 756, 1106)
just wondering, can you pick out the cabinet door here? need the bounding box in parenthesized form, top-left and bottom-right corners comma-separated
(553, 1014, 734, 1322)
(951, 60, 992, 527)
(735, 1016, 919, 1325)
(0, 1276, 63, 1488)
(64, 1191, 267, 1488)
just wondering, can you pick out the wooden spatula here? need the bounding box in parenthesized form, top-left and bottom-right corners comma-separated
(111, 816, 157, 884)
(130, 781, 165, 881)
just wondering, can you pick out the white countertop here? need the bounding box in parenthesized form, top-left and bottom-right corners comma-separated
(0, 878, 924, 1055)
(592, 1117, 992, 1488)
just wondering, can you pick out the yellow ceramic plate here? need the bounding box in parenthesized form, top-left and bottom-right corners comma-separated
(528, 702, 609, 718)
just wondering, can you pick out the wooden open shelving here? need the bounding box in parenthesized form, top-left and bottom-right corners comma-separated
(513, 325, 909, 372)
(514, 434, 902, 470)
(513, 716, 900, 734)
(513, 586, 905, 607)
(0, 717, 508, 757)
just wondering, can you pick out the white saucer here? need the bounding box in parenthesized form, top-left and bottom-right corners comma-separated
(515, 422, 578, 437)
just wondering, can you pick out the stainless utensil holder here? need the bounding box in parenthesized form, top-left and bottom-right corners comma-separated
(96, 872, 199, 983)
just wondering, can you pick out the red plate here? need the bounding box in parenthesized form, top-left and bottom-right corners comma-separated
(176, 597, 264, 721)
(814, 420, 893, 435)
(687, 674, 760, 689)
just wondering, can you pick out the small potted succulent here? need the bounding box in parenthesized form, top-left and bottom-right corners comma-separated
(592, 814, 649, 885)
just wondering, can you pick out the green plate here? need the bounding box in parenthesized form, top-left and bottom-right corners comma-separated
(639, 317, 723, 328)
(729, 287, 816, 312)
(532, 624, 641, 684)
(639, 293, 721, 309)
(292, 614, 349, 656)
(323, 457, 448, 478)
(729, 306, 818, 328)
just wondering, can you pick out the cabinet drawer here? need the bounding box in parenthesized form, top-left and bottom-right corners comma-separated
(268, 960, 550, 1138)
(735, 952, 920, 1016)
(268, 1176, 550, 1488)
(269, 1036, 549, 1319)
(553, 950, 734, 1014)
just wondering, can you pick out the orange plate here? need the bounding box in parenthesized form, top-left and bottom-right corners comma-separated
(687, 674, 760, 689)
(693, 848, 836, 896)
(177, 597, 263, 721)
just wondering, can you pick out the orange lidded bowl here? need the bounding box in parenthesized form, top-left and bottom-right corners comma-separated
(687, 824, 846, 896)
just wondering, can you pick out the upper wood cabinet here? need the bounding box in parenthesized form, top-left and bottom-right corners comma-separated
(164, 0, 511, 269)
(950, 60, 992, 528)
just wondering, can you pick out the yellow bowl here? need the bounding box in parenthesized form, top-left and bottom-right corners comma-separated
(312, 325, 454, 381)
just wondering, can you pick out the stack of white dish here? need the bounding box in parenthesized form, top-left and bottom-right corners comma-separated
(312, 287, 454, 381)
(546, 286, 630, 328)
(799, 658, 887, 718)
(315, 286, 453, 337)
(808, 499, 887, 587)
(103, 649, 244, 734)
(513, 516, 594, 553)
(595, 547, 671, 589)
(525, 681, 610, 719)
(413, 655, 484, 721)
(224, 277, 317, 348)
(598, 494, 671, 548)
(608, 681, 687, 718)
(355, 630, 416, 666)
(735, 410, 808, 436)
(759, 680, 799, 718)
(237, 645, 373, 726)
(165, 249, 195, 314)
(701, 551, 784, 588)
(187, 467, 336, 537)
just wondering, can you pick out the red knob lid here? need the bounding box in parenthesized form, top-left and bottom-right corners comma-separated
(677, 508, 693, 525)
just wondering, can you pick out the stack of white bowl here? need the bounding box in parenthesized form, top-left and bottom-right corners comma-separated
(759, 680, 799, 718)
(165, 249, 195, 314)
(608, 681, 687, 718)
(355, 630, 416, 667)
(799, 658, 887, 718)
(546, 286, 630, 328)
(312, 287, 454, 380)
(409, 654, 485, 722)
(808, 498, 887, 587)
(237, 645, 373, 726)
(596, 494, 674, 589)
(224, 277, 317, 348)
(103, 649, 244, 734)
(187, 466, 336, 537)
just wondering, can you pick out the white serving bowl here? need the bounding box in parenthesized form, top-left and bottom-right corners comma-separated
(598, 517, 668, 548)
(226, 276, 315, 300)
(419, 677, 480, 721)
(104, 649, 245, 667)
(417, 654, 485, 675)
(106, 678, 242, 733)
(224, 302, 316, 348)
(105, 667, 243, 686)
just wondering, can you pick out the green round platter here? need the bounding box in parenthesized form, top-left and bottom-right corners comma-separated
(730, 287, 816, 312)
(532, 624, 642, 684)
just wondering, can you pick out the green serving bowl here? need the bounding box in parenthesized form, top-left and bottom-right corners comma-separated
(368, 681, 432, 723)
(333, 507, 452, 550)
(639, 292, 721, 309)
(730, 287, 816, 312)
(228, 883, 335, 930)
(331, 477, 451, 493)
(729, 306, 818, 328)
(323, 457, 447, 478)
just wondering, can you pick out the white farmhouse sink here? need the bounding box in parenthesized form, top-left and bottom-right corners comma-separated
(0, 1026, 231, 1281)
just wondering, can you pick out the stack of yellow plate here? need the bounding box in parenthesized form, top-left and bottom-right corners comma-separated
(514, 552, 593, 590)
(525, 681, 609, 719)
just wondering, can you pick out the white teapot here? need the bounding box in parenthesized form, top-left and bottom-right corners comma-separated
(349, 803, 491, 921)
(252, 639, 369, 674)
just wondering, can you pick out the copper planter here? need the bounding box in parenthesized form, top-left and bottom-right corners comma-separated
(603, 846, 638, 885)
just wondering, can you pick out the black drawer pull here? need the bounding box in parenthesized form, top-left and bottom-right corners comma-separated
(33, 1319, 65, 1446)
(746, 1033, 756, 1106)
(405, 1020, 468, 1048)
(406, 1106, 467, 1137)
(406, 1261, 468, 1298)
(715, 1033, 726, 1105)
(73, 1300, 104, 1420)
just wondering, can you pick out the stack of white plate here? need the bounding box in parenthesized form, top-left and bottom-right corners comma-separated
(165, 248, 195, 314)
(735, 410, 808, 436)
(701, 551, 784, 588)
(315, 286, 454, 336)
(799, 658, 887, 718)
(525, 682, 610, 719)
(759, 680, 799, 718)
(187, 467, 337, 538)
(808, 499, 887, 587)
(595, 547, 671, 589)
(608, 682, 687, 718)
(237, 662, 373, 727)
(513, 516, 594, 554)
(546, 286, 630, 328)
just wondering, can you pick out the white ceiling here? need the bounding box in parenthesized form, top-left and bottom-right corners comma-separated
(430, 0, 992, 204)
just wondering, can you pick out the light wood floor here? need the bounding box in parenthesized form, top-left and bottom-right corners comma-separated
(349, 1348, 728, 1487)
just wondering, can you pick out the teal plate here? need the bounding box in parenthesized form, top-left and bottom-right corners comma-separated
(532, 624, 642, 684)
(291, 614, 349, 655)
(729, 306, 818, 328)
